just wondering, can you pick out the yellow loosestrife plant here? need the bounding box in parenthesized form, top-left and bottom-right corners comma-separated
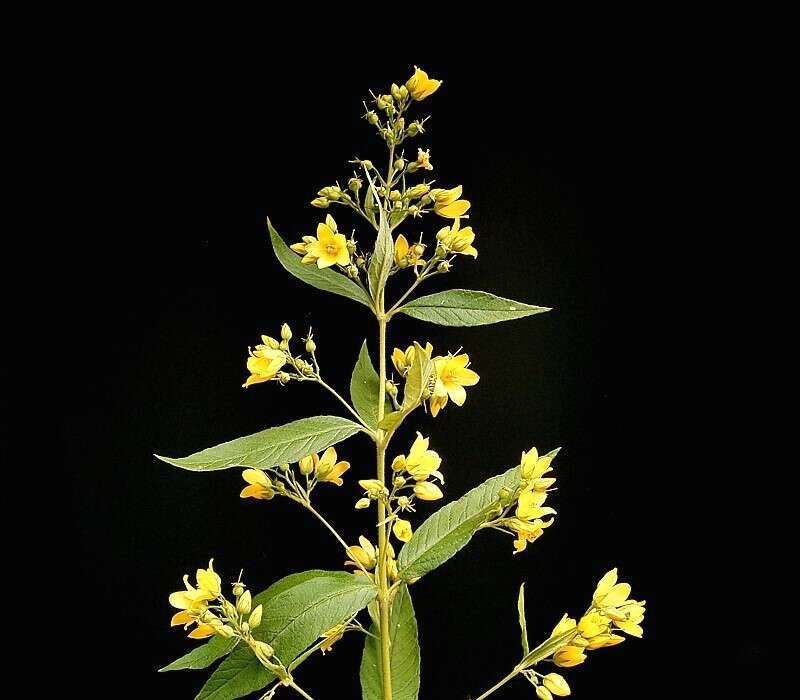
(157, 66, 646, 700)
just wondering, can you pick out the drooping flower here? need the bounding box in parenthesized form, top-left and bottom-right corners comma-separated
(430, 353, 480, 416)
(314, 447, 351, 486)
(295, 215, 350, 268)
(345, 536, 377, 570)
(430, 185, 470, 218)
(542, 673, 571, 697)
(240, 469, 275, 500)
(414, 481, 443, 501)
(553, 645, 587, 668)
(436, 218, 477, 257)
(320, 623, 348, 654)
(405, 66, 442, 101)
(393, 518, 413, 542)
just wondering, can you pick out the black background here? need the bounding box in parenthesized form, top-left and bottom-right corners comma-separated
(55, 42, 745, 699)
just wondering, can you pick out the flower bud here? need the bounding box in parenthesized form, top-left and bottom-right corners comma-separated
(393, 476, 406, 488)
(220, 602, 237, 621)
(305, 338, 317, 354)
(385, 380, 398, 398)
(236, 590, 252, 615)
(279, 339, 289, 351)
(498, 487, 513, 506)
(394, 117, 405, 134)
(249, 604, 263, 630)
(408, 205, 419, 215)
(348, 177, 362, 192)
(542, 673, 571, 697)
(405, 162, 419, 174)
(394, 158, 405, 172)
(391, 455, 406, 472)
(365, 110, 379, 125)
(240, 621, 250, 634)
(413, 243, 425, 257)
(536, 686, 554, 700)
(253, 640, 275, 664)
(435, 245, 448, 259)
(318, 186, 342, 201)
(299, 455, 315, 475)
(311, 197, 329, 208)
(437, 260, 451, 274)
(419, 194, 433, 206)
(347, 264, 360, 279)
(232, 582, 245, 598)
(406, 183, 430, 200)
(217, 625, 236, 639)
(359, 479, 388, 499)
(387, 556, 399, 582)
(355, 497, 371, 510)
(399, 85, 409, 101)
(397, 495, 410, 509)
(276, 371, 290, 386)
(356, 255, 366, 268)
(391, 83, 402, 101)
(281, 324, 292, 341)
(389, 189, 401, 202)
(361, 160, 373, 170)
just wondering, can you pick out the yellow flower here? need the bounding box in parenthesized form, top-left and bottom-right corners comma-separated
(298, 216, 350, 268)
(435, 218, 477, 257)
(391, 342, 433, 376)
(405, 66, 442, 101)
(393, 518, 413, 542)
(242, 342, 286, 388)
(507, 516, 553, 553)
(551, 614, 577, 637)
(346, 536, 377, 570)
(577, 611, 609, 639)
(430, 353, 479, 416)
(553, 645, 587, 668)
(195, 559, 222, 597)
(516, 487, 557, 521)
(394, 234, 425, 268)
(416, 148, 433, 170)
(404, 433, 443, 482)
(320, 623, 348, 654)
(169, 561, 222, 637)
(414, 481, 443, 501)
(542, 673, 571, 697)
(188, 623, 217, 640)
(240, 469, 274, 500)
(592, 568, 633, 610)
(313, 447, 350, 486)
(430, 185, 471, 218)
(520, 447, 556, 480)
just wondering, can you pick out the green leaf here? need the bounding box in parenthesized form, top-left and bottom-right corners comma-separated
(350, 341, 391, 429)
(360, 585, 420, 700)
(156, 416, 362, 472)
(397, 465, 521, 581)
(268, 219, 373, 309)
(197, 571, 377, 700)
(518, 584, 530, 656)
(401, 342, 433, 412)
(366, 179, 394, 301)
(397, 289, 551, 326)
(160, 637, 237, 673)
(363, 183, 377, 227)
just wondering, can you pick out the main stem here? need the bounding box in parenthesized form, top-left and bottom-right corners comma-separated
(376, 312, 393, 700)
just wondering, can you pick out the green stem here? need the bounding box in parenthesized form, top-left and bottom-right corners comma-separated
(315, 377, 376, 437)
(376, 313, 393, 700)
(288, 681, 316, 700)
(473, 667, 521, 700)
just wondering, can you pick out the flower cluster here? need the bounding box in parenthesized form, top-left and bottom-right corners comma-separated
(240, 446, 352, 505)
(392, 342, 480, 418)
(169, 561, 270, 656)
(242, 323, 323, 389)
(480, 447, 559, 553)
(519, 569, 646, 698)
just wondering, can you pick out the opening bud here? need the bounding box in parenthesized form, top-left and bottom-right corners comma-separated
(355, 497, 371, 510)
(299, 455, 315, 475)
(280, 323, 292, 341)
(305, 338, 317, 354)
(236, 590, 252, 615)
(232, 582, 245, 598)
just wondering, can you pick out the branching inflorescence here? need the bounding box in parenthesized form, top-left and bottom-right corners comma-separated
(157, 66, 645, 700)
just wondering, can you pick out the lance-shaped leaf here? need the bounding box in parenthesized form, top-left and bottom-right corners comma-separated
(160, 570, 333, 673)
(350, 340, 391, 429)
(156, 416, 362, 472)
(268, 219, 373, 309)
(401, 341, 433, 412)
(360, 585, 420, 700)
(518, 584, 530, 655)
(365, 173, 394, 302)
(397, 465, 521, 580)
(196, 571, 377, 700)
(396, 289, 550, 326)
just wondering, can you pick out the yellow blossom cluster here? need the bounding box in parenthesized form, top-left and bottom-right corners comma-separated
(550, 568, 646, 670)
(391, 342, 480, 418)
(506, 448, 558, 553)
(345, 535, 400, 584)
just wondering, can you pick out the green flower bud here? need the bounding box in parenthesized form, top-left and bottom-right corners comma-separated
(305, 338, 316, 354)
(498, 487, 513, 506)
(276, 371, 291, 386)
(346, 239, 357, 254)
(389, 190, 401, 202)
(365, 110, 379, 125)
(413, 243, 425, 257)
(279, 463, 290, 472)
(435, 244, 448, 258)
(249, 604, 263, 630)
(385, 380, 398, 398)
(355, 255, 366, 268)
(394, 158, 405, 172)
(232, 582, 245, 598)
(236, 590, 252, 615)
(405, 162, 419, 174)
(355, 497, 371, 510)
(406, 183, 430, 199)
(217, 625, 236, 639)
(253, 640, 275, 663)
(279, 339, 289, 351)
(347, 264, 360, 278)
(419, 194, 433, 206)
(311, 197, 329, 208)
(281, 323, 292, 341)
(361, 160, 373, 170)
(391, 83, 402, 101)
(348, 176, 363, 192)
(393, 476, 406, 488)
(437, 260, 451, 273)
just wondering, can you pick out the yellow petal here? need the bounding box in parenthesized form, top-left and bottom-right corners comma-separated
(414, 481, 443, 500)
(242, 469, 270, 487)
(171, 610, 194, 626)
(393, 518, 413, 542)
(188, 624, 216, 639)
